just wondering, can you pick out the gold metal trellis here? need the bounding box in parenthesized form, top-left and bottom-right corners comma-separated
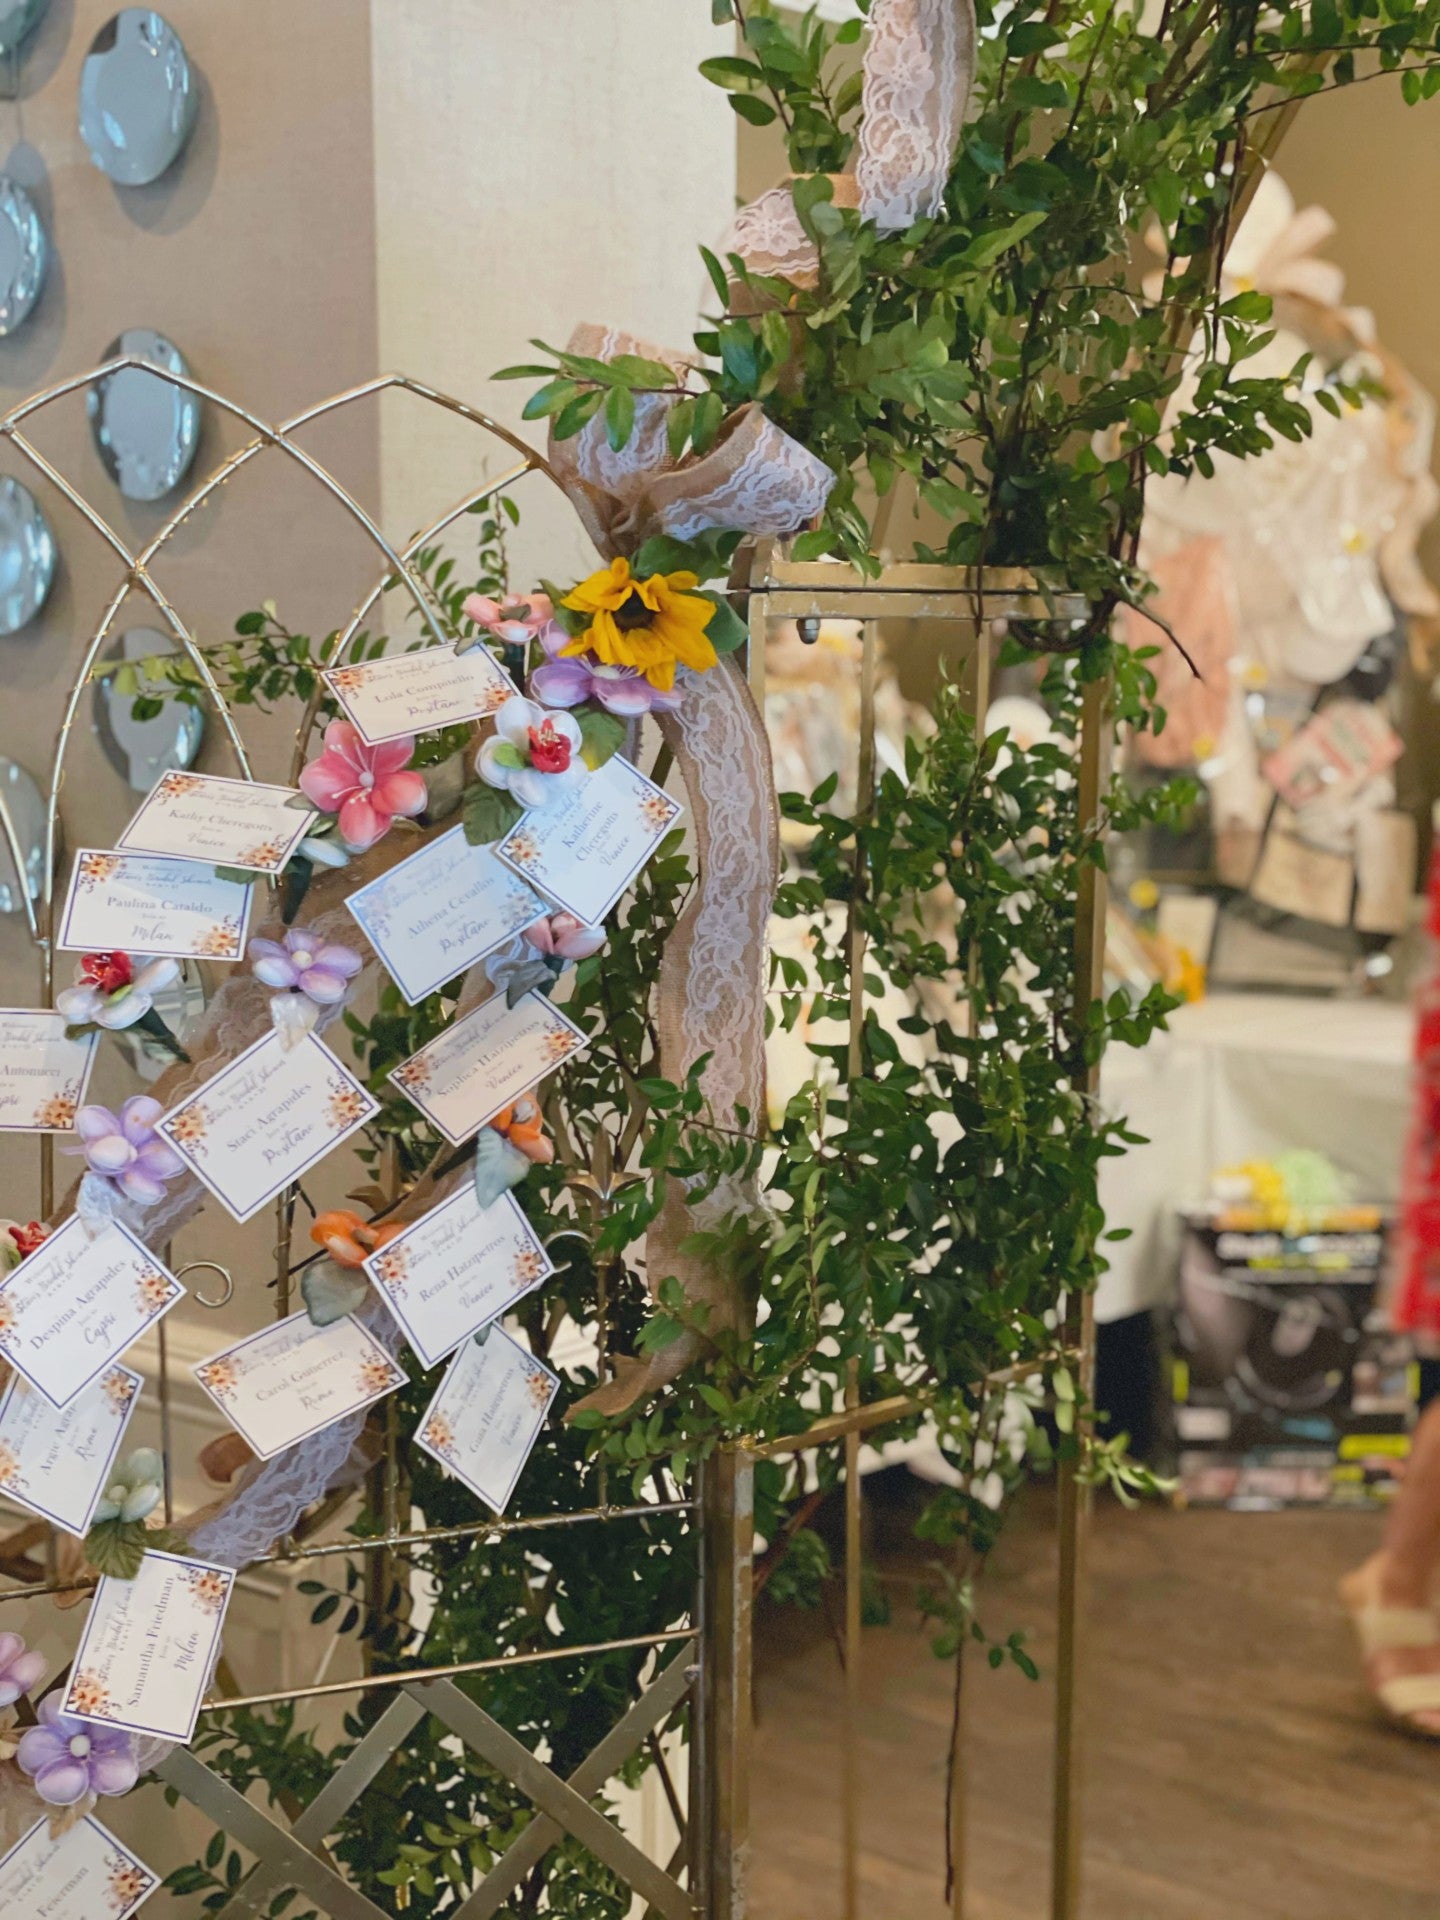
(0, 372, 1110, 1920)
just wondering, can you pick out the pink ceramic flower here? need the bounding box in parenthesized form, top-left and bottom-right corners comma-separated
(523, 913, 606, 961)
(531, 620, 683, 717)
(0, 1631, 45, 1708)
(298, 721, 426, 853)
(463, 591, 554, 646)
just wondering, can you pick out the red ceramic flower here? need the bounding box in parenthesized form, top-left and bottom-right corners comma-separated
(7, 1221, 48, 1259)
(80, 952, 133, 994)
(298, 721, 427, 853)
(527, 720, 573, 775)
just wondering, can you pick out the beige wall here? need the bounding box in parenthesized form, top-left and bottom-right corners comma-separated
(0, 0, 380, 1280)
(370, 0, 737, 586)
(1281, 89, 1440, 843)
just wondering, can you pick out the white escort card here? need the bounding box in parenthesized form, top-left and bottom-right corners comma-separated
(389, 989, 588, 1146)
(346, 824, 545, 1005)
(192, 1310, 407, 1460)
(495, 754, 683, 925)
(0, 1219, 182, 1409)
(415, 1324, 559, 1513)
(118, 770, 316, 875)
(0, 1008, 98, 1132)
(365, 1186, 554, 1369)
(0, 1363, 141, 1536)
(63, 1548, 235, 1743)
(325, 644, 516, 744)
(157, 1030, 378, 1223)
(58, 849, 253, 962)
(0, 1814, 158, 1920)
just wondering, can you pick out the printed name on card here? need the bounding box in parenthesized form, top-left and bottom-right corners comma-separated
(192, 1311, 407, 1460)
(0, 1363, 141, 1536)
(495, 754, 682, 926)
(415, 1324, 559, 1514)
(364, 1185, 554, 1369)
(0, 1008, 98, 1132)
(63, 1549, 235, 1743)
(325, 644, 516, 744)
(58, 849, 253, 962)
(0, 1814, 158, 1920)
(0, 1218, 183, 1409)
(389, 988, 587, 1147)
(345, 824, 545, 1005)
(117, 770, 316, 875)
(158, 1030, 378, 1223)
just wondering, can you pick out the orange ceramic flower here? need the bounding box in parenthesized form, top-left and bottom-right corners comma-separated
(490, 1095, 554, 1164)
(310, 1209, 405, 1269)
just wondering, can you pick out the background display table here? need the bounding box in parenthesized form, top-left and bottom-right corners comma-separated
(1097, 992, 1413, 1322)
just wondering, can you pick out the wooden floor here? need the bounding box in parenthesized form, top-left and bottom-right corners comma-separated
(749, 1483, 1440, 1919)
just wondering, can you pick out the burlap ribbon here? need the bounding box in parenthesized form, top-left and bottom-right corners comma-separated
(720, 0, 976, 288)
(550, 326, 833, 1414)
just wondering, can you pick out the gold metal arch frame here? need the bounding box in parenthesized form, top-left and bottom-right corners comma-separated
(0, 363, 702, 1920)
(0, 372, 1109, 1920)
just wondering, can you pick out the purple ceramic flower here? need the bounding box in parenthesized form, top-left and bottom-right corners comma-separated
(0, 1631, 45, 1708)
(65, 1097, 184, 1206)
(531, 622, 683, 717)
(16, 1697, 138, 1805)
(249, 927, 362, 1007)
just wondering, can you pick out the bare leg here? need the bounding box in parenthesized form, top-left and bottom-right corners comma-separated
(1342, 1398, 1440, 1734)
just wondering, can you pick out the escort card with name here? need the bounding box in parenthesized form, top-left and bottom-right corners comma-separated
(0, 1815, 158, 1920)
(158, 1031, 378, 1222)
(0, 1008, 97, 1132)
(118, 770, 316, 875)
(345, 824, 545, 1005)
(325, 644, 516, 744)
(59, 849, 252, 962)
(192, 1311, 407, 1460)
(0, 1363, 141, 1536)
(0, 1218, 182, 1409)
(63, 1548, 235, 1743)
(415, 1324, 559, 1514)
(365, 1185, 554, 1369)
(389, 989, 588, 1146)
(495, 754, 683, 925)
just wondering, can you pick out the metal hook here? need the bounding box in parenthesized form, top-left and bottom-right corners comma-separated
(173, 1259, 234, 1309)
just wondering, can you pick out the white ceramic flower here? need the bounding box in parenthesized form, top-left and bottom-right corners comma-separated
(475, 695, 587, 811)
(55, 956, 180, 1030)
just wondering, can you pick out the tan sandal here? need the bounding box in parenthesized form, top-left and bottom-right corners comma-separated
(1341, 1568, 1440, 1738)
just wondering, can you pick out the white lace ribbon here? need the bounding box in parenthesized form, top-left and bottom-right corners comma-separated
(719, 0, 976, 286)
(269, 991, 319, 1051)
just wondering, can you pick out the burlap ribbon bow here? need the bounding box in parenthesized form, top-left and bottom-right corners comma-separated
(549, 325, 833, 1415)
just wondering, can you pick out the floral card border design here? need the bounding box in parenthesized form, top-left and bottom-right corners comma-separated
(0, 1009, 99, 1135)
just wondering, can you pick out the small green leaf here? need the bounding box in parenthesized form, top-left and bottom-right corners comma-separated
(463, 784, 524, 847)
(604, 383, 636, 452)
(697, 591, 747, 656)
(577, 706, 626, 770)
(84, 1518, 149, 1580)
(213, 866, 257, 888)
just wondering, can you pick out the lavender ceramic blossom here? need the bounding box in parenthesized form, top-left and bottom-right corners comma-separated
(0, 1631, 45, 1708)
(531, 621, 684, 717)
(249, 927, 362, 1007)
(65, 1096, 184, 1206)
(16, 1697, 138, 1805)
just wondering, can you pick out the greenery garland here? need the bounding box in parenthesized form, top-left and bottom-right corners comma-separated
(146, 3, 1440, 1914)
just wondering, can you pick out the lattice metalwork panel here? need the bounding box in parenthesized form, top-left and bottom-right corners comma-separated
(156, 1643, 696, 1920)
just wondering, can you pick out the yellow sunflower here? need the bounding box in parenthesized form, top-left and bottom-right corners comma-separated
(561, 556, 717, 692)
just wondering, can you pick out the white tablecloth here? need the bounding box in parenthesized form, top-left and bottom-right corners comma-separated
(1096, 992, 1414, 1321)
